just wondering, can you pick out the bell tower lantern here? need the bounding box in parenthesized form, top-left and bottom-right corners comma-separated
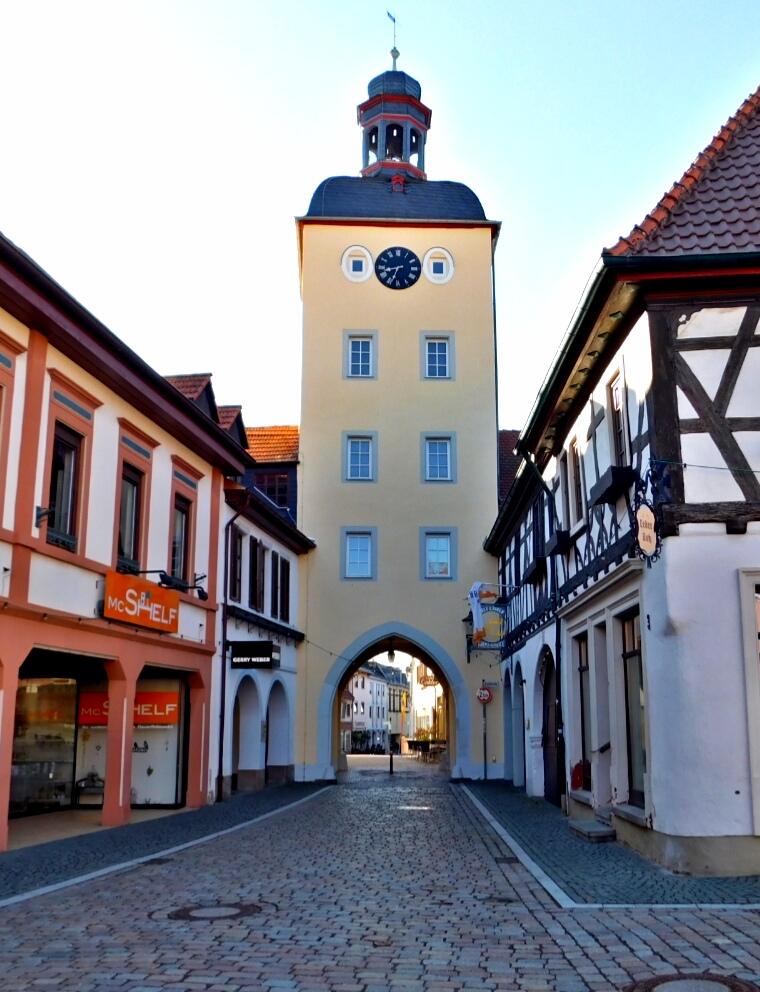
(357, 49, 432, 179)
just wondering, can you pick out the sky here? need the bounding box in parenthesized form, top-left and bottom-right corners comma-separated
(2, 1, 760, 430)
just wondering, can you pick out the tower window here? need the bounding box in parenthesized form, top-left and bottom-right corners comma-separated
(341, 245, 373, 283)
(423, 247, 455, 285)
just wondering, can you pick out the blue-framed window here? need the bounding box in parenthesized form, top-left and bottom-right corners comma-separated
(341, 527, 378, 580)
(419, 527, 458, 581)
(344, 331, 378, 379)
(420, 333, 455, 380)
(421, 433, 457, 483)
(343, 431, 378, 482)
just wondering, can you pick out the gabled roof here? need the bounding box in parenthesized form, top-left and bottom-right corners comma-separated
(165, 373, 219, 424)
(246, 426, 299, 463)
(165, 373, 213, 401)
(607, 86, 760, 257)
(499, 429, 521, 505)
(218, 405, 247, 449)
(217, 405, 241, 431)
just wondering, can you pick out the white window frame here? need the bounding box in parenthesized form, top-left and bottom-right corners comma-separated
(420, 333, 455, 380)
(608, 371, 630, 468)
(420, 527, 458, 580)
(341, 527, 377, 581)
(343, 432, 377, 482)
(344, 331, 378, 379)
(421, 433, 457, 483)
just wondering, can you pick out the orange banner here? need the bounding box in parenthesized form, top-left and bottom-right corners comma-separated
(78, 691, 180, 726)
(103, 571, 180, 633)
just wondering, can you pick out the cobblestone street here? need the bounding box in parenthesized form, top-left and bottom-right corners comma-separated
(2, 758, 760, 991)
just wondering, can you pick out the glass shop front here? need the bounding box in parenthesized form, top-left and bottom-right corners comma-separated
(10, 652, 189, 816)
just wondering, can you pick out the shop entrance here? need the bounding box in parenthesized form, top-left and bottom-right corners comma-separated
(11, 651, 190, 817)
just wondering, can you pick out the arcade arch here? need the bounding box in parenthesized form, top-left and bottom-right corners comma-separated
(229, 673, 293, 791)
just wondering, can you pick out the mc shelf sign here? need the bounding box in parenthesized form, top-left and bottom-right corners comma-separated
(78, 691, 180, 726)
(230, 641, 281, 669)
(102, 571, 180, 633)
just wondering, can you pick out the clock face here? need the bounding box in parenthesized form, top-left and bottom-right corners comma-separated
(374, 246, 421, 290)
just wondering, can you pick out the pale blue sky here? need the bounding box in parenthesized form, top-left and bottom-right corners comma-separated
(1, 1, 760, 429)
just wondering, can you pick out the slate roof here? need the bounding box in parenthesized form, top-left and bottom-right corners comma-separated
(607, 85, 760, 256)
(165, 373, 213, 401)
(246, 426, 300, 463)
(498, 429, 521, 505)
(367, 70, 421, 100)
(305, 176, 486, 221)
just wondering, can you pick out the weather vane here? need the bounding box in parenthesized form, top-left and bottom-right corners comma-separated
(387, 11, 399, 68)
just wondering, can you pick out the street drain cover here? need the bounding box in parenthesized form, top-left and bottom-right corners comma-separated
(482, 895, 516, 903)
(494, 855, 519, 864)
(623, 976, 760, 992)
(165, 903, 262, 921)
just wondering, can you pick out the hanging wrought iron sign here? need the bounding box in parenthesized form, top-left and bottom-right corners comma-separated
(630, 463, 664, 566)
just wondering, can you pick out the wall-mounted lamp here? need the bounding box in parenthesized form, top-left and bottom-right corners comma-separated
(115, 566, 209, 601)
(462, 612, 474, 663)
(387, 637, 395, 663)
(35, 507, 54, 527)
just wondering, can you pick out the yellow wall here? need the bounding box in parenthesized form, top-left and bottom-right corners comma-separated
(297, 220, 501, 778)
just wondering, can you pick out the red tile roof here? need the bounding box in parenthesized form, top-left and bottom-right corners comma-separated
(165, 373, 213, 401)
(217, 405, 242, 431)
(499, 429, 521, 504)
(607, 85, 760, 257)
(246, 426, 300, 463)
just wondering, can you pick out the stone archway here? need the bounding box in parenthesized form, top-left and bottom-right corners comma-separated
(313, 622, 472, 780)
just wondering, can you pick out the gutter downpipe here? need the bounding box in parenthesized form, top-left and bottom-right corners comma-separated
(217, 494, 252, 803)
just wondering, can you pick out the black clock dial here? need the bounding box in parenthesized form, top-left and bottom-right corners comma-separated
(374, 246, 421, 290)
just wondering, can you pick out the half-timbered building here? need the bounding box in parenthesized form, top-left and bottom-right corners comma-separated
(486, 84, 760, 874)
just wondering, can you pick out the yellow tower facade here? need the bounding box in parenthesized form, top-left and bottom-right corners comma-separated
(295, 60, 501, 780)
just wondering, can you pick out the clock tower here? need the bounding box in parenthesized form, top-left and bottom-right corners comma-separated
(295, 54, 501, 780)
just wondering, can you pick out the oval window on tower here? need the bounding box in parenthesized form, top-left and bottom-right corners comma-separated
(423, 247, 455, 285)
(341, 245, 373, 283)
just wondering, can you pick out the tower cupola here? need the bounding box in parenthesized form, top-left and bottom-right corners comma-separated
(357, 49, 432, 180)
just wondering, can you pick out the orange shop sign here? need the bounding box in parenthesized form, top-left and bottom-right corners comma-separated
(103, 571, 180, 633)
(78, 691, 181, 726)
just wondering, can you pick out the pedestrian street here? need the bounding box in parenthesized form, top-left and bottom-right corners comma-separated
(2, 757, 760, 992)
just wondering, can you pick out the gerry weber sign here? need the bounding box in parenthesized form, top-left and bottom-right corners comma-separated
(230, 641, 281, 669)
(102, 571, 180, 633)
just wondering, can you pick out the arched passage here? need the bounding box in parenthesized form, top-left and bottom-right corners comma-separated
(503, 670, 514, 783)
(538, 646, 562, 807)
(266, 680, 291, 784)
(232, 675, 263, 792)
(314, 622, 472, 779)
(512, 663, 526, 788)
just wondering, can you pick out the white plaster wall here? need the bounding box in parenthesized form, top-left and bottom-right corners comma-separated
(176, 601, 208, 644)
(3, 348, 27, 533)
(85, 413, 119, 563)
(28, 554, 101, 616)
(643, 526, 760, 836)
(0, 541, 12, 598)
